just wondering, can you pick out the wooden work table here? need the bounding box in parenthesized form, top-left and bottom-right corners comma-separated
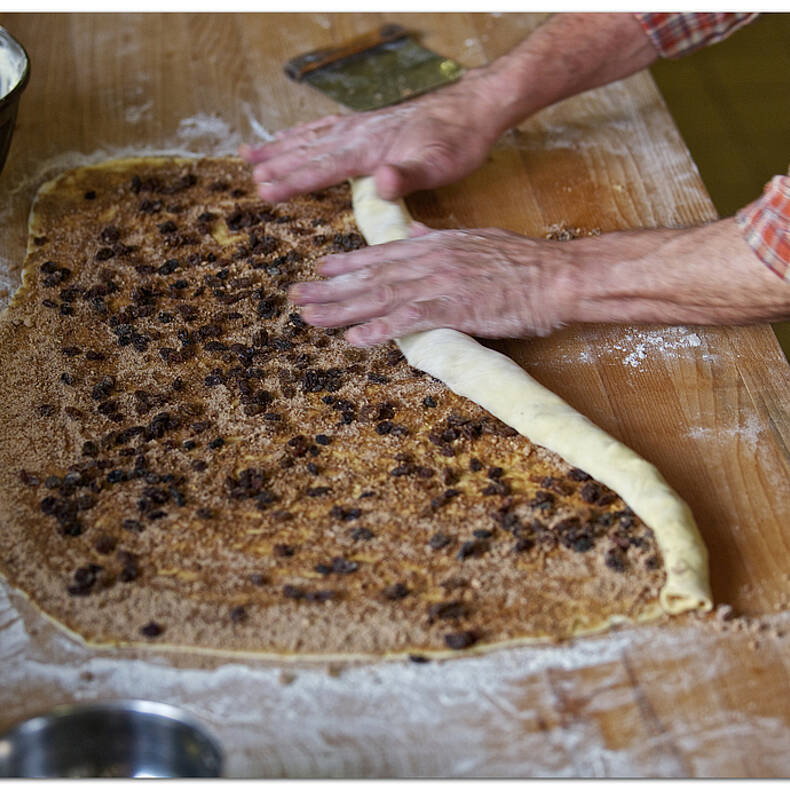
(1, 13, 788, 778)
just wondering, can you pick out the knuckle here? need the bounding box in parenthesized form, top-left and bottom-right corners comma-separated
(372, 284, 396, 310)
(398, 301, 427, 327)
(312, 151, 345, 177)
(422, 141, 457, 172)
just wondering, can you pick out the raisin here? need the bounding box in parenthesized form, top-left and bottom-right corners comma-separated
(93, 535, 116, 554)
(122, 518, 145, 533)
(429, 532, 452, 550)
(457, 539, 488, 560)
(100, 225, 120, 243)
(645, 555, 660, 570)
(140, 621, 163, 637)
(331, 556, 359, 574)
(513, 537, 535, 553)
(383, 583, 409, 600)
(428, 601, 467, 622)
(67, 564, 102, 596)
(605, 548, 627, 572)
(444, 630, 478, 650)
(580, 482, 601, 503)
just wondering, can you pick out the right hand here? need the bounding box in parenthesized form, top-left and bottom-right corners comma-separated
(288, 223, 578, 346)
(239, 69, 505, 203)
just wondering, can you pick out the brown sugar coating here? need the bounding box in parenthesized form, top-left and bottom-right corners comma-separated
(0, 158, 666, 658)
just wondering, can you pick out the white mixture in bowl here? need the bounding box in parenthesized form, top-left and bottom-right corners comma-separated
(0, 27, 27, 100)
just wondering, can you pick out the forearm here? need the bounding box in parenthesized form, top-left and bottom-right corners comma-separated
(470, 13, 659, 137)
(565, 219, 790, 326)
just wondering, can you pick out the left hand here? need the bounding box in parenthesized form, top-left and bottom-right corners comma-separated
(288, 224, 576, 346)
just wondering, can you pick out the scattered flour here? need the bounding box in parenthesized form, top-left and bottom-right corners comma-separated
(524, 328, 708, 370)
(610, 328, 705, 368)
(176, 112, 240, 147)
(686, 411, 764, 448)
(623, 343, 648, 368)
(1, 581, 788, 778)
(123, 100, 153, 124)
(240, 101, 275, 143)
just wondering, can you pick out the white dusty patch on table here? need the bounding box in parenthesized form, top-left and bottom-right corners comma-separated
(1, 583, 788, 777)
(123, 100, 153, 124)
(523, 327, 709, 370)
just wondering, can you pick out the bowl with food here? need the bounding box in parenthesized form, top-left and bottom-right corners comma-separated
(0, 26, 30, 177)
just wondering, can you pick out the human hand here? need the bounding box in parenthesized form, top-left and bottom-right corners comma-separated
(288, 224, 577, 346)
(239, 70, 506, 203)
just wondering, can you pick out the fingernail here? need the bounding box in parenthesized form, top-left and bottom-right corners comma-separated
(288, 285, 303, 302)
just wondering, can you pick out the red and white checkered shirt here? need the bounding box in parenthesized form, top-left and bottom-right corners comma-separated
(636, 12, 790, 281)
(636, 12, 757, 58)
(736, 174, 790, 281)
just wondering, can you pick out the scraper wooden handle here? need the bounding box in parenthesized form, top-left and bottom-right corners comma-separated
(284, 24, 410, 82)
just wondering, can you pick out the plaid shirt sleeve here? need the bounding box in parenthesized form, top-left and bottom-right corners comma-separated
(637, 12, 790, 281)
(736, 174, 790, 282)
(635, 12, 758, 58)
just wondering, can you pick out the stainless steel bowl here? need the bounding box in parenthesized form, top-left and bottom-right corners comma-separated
(0, 700, 223, 778)
(0, 26, 30, 177)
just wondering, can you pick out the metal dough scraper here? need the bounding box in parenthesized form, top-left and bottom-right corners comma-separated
(284, 24, 464, 112)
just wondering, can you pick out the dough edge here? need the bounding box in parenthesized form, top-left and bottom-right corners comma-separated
(350, 175, 712, 617)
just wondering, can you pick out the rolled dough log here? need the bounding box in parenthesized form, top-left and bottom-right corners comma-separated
(351, 176, 712, 615)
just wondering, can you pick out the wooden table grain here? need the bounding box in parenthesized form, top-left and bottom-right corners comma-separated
(1, 12, 788, 778)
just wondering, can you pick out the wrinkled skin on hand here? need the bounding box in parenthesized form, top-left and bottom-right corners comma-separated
(239, 71, 502, 203)
(288, 224, 575, 347)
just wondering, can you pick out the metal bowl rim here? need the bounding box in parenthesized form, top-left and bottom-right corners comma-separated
(0, 25, 31, 109)
(0, 698, 224, 761)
